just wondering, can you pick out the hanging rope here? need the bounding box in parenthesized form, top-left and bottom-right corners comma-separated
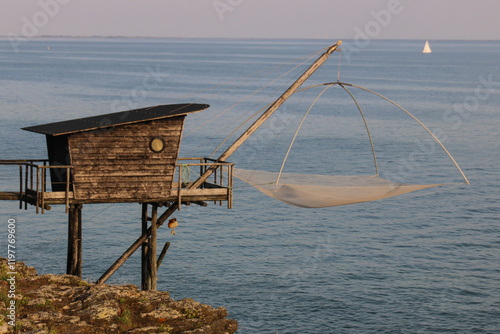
(182, 49, 326, 138)
(206, 50, 330, 159)
(181, 164, 191, 183)
(172, 48, 327, 107)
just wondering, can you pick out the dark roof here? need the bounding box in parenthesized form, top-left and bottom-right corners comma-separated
(22, 103, 209, 136)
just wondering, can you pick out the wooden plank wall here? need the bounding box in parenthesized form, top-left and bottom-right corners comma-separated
(68, 117, 185, 201)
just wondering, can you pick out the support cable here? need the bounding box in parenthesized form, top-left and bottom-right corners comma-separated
(342, 82, 470, 184)
(289, 81, 469, 184)
(185, 49, 325, 139)
(339, 83, 379, 176)
(275, 85, 331, 186)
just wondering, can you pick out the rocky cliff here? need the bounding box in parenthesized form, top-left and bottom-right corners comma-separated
(0, 257, 237, 333)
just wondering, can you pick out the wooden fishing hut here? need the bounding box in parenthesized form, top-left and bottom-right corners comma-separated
(0, 103, 235, 290)
(0, 41, 342, 290)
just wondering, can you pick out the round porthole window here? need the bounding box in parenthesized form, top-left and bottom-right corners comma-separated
(149, 137, 165, 153)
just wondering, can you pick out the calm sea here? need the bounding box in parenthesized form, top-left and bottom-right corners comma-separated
(0, 38, 499, 333)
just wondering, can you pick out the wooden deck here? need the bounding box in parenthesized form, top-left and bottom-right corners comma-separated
(0, 183, 230, 204)
(0, 192, 19, 200)
(0, 158, 233, 213)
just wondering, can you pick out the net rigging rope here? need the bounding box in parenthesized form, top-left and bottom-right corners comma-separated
(183, 48, 326, 139)
(275, 82, 380, 186)
(343, 82, 470, 185)
(207, 66, 320, 160)
(339, 83, 379, 176)
(276, 85, 332, 186)
(233, 80, 470, 208)
(288, 81, 470, 185)
(204, 55, 325, 159)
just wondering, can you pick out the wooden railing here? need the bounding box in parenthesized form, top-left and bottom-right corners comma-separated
(1, 158, 234, 212)
(175, 157, 234, 209)
(0, 160, 73, 214)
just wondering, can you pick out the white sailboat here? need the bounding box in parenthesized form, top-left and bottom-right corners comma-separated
(423, 40, 432, 53)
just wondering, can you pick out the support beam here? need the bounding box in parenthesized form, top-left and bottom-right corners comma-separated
(96, 203, 176, 285)
(148, 204, 158, 291)
(141, 203, 149, 290)
(157, 241, 170, 269)
(77, 205, 82, 277)
(66, 204, 82, 277)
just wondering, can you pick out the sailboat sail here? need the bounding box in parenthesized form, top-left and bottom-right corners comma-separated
(423, 40, 432, 53)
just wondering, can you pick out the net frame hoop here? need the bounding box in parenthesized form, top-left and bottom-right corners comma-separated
(338, 83, 379, 177)
(276, 83, 380, 185)
(276, 85, 332, 186)
(292, 82, 470, 185)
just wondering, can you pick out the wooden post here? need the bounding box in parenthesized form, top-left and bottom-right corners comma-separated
(19, 165, 23, 210)
(67, 204, 82, 277)
(35, 168, 39, 214)
(67, 205, 75, 275)
(141, 204, 159, 291)
(177, 165, 182, 211)
(148, 204, 158, 291)
(24, 164, 28, 210)
(77, 204, 82, 277)
(41, 167, 46, 214)
(65, 167, 70, 213)
(141, 203, 149, 290)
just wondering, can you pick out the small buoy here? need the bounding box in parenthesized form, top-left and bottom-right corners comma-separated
(168, 218, 179, 235)
(47, 46, 50, 50)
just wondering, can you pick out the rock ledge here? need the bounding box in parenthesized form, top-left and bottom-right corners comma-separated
(0, 257, 237, 334)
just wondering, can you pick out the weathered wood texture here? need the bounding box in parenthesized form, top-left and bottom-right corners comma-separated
(68, 117, 185, 201)
(141, 203, 148, 290)
(148, 204, 158, 291)
(0, 192, 21, 201)
(157, 241, 170, 269)
(66, 204, 82, 277)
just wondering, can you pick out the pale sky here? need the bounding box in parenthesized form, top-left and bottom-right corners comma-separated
(1, 0, 499, 40)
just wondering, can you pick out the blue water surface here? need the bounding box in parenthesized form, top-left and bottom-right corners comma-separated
(0, 38, 499, 333)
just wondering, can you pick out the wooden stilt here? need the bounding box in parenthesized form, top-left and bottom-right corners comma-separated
(141, 203, 149, 290)
(66, 206, 74, 275)
(96, 203, 178, 285)
(148, 204, 158, 291)
(67, 204, 82, 277)
(77, 204, 82, 277)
